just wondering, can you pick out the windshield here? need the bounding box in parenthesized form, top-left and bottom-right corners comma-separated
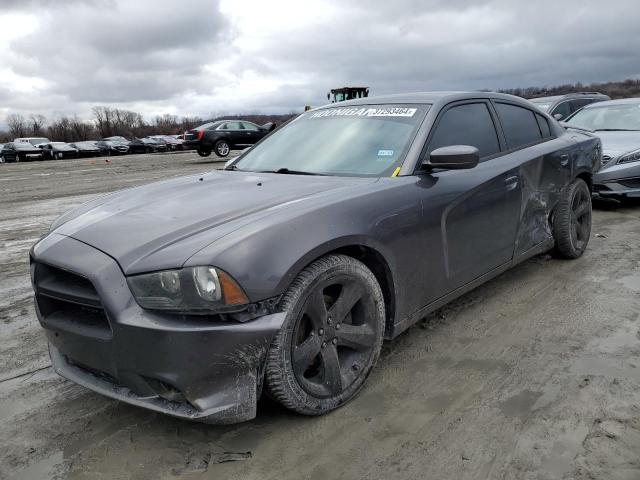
(27, 138, 48, 145)
(233, 105, 428, 176)
(566, 103, 640, 131)
(15, 142, 36, 150)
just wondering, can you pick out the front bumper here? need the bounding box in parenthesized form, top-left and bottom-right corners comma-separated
(594, 161, 640, 198)
(31, 233, 285, 423)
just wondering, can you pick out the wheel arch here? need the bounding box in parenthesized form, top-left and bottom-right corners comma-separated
(575, 171, 592, 192)
(278, 239, 397, 339)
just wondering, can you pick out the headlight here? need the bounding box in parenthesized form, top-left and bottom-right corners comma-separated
(127, 266, 249, 313)
(618, 149, 640, 164)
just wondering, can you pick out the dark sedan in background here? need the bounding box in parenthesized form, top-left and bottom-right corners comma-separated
(96, 140, 129, 155)
(2, 142, 45, 162)
(39, 142, 79, 160)
(31, 92, 599, 424)
(70, 141, 102, 157)
(128, 137, 168, 154)
(184, 119, 274, 157)
(565, 98, 640, 199)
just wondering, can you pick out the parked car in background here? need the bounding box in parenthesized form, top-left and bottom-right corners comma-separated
(128, 137, 168, 154)
(528, 92, 610, 121)
(150, 135, 184, 151)
(2, 142, 45, 162)
(0, 144, 5, 163)
(102, 136, 130, 145)
(183, 120, 275, 157)
(565, 98, 640, 199)
(96, 140, 129, 155)
(14, 137, 51, 147)
(31, 92, 599, 424)
(70, 141, 102, 158)
(39, 142, 79, 160)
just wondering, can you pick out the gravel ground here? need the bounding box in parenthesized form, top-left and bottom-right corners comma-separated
(1, 152, 639, 480)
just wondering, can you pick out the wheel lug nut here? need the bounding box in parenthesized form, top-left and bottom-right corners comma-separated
(321, 342, 327, 348)
(335, 323, 341, 330)
(318, 328, 324, 336)
(327, 317, 333, 325)
(332, 338, 338, 345)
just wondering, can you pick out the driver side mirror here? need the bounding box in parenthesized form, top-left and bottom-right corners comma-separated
(424, 145, 480, 170)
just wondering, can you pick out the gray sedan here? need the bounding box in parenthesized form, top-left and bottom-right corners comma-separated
(30, 92, 600, 424)
(565, 98, 640, 199)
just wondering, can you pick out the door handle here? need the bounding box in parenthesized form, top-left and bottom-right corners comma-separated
(504, 175, 519, 190)
(560, 154, 570, 166)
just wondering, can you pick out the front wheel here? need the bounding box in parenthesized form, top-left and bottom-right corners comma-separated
(215, 140, 230, 157)
(265, 254, 385, 416)
(553, 178, 592, 259)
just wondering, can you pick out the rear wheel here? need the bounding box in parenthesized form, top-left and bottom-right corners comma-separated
(265, 254, 385, 416)
(553, 178, 592, 258)
(197, 148, 212, 157)
(215, 140, 230, 157)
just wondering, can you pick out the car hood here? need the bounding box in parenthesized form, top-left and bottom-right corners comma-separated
(53, 170, 374, 274)
(593, 131, 640, 158)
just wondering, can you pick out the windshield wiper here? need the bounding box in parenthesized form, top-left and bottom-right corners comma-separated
(593, 128, 640, 132)
(261, 167, 325, 176)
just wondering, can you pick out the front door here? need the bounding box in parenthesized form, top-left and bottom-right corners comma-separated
(420, 101, 522, 290)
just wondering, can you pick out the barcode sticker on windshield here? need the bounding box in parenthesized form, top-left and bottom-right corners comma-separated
(377, 150, 394, 156)
(310, 107, 417, 118)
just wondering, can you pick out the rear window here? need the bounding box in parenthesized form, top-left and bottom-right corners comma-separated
(495, 103, 542, 149)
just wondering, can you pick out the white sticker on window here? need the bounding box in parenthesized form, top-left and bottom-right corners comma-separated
(377, 149, 394, 156)
(310, 107, 417, 118)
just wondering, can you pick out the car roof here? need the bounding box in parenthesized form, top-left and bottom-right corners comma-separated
(316, 91, 537, 109)
(529, 92, 609, 102)
(580, 97, 640, 108)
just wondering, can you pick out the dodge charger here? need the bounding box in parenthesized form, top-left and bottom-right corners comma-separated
(31, 92, 601, 423)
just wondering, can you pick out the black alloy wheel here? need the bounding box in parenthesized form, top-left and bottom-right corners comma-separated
(265, 255, 385, 415)
(553, 178, 592, 258)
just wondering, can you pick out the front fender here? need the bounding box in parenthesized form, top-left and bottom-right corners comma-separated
(183, 178, 423, 321)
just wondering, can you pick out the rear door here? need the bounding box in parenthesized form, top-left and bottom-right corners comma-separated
(420, 101, 523, 290)
(219, 121, 245, 146)
(492, 101, 572, 257)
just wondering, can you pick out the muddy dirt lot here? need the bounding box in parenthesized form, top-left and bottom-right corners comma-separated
(1, 152, 639, 480)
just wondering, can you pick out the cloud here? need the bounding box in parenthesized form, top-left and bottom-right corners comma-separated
(0, 0, 639, 126)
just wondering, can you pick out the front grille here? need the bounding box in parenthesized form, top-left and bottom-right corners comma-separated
(33, 262, 112, 339)
(618, 177, 640, 189)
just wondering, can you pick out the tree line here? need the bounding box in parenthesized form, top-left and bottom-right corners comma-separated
(499, 78, 640, 100)
(0, 106, 298, 143)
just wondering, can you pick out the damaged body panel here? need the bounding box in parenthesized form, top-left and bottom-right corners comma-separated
(31, 92, 600, 423)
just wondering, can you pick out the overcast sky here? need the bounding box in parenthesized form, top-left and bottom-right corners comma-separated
(0, 0, 639, 125)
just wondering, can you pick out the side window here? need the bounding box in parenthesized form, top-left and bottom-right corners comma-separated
(551, 101, 571, 119)
(428, 103, 500, 158)
(569, 99, 592, 114)
(241, 121, 259, 131)
(535, 113, 552, 138)
(495, 103, 542, 149)
(225, 121, 243, 131)
(215, 123, 227, 130)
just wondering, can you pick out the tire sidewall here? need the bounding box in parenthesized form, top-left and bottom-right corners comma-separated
(553, 178, 592, 258)
(268, 255, 385, 415)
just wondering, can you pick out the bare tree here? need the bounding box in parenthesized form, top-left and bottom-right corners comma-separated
(6, 114, 27, 138)
(29, 114, 47, 136)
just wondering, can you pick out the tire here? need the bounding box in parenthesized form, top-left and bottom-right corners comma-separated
(265, 254, 385, 416)
(197, 148, 212, 157)
(553, 178, 592, 259)
(215, 140, 230, 157)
